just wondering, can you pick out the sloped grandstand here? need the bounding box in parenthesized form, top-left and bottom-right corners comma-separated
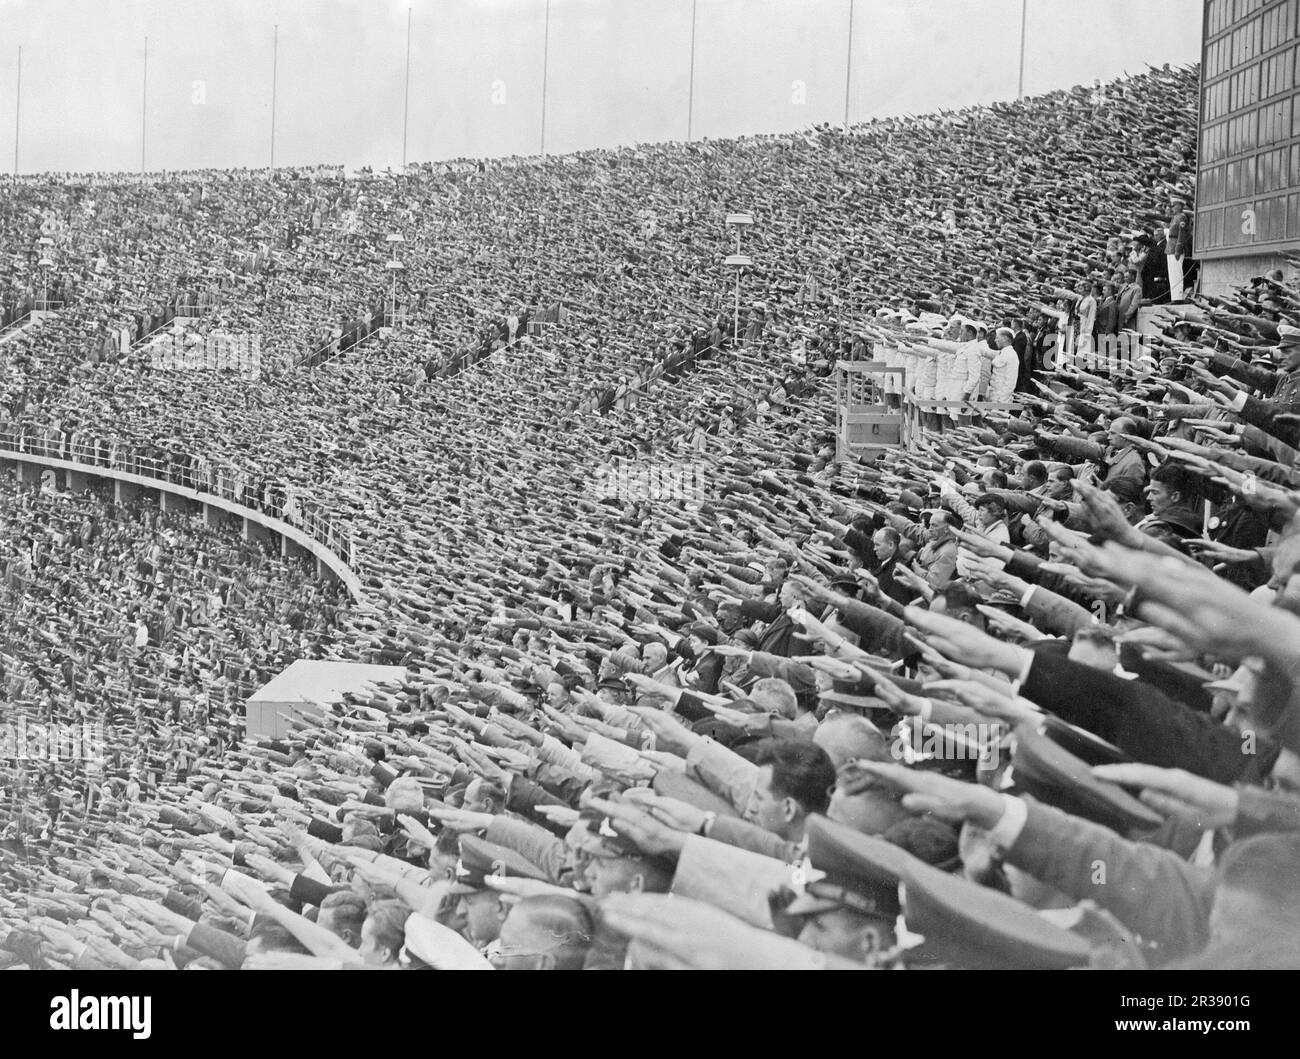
(3, 61, 1300, 971)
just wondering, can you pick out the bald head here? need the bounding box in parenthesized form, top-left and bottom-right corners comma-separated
(750, 677, 798, 720)
(815, 712, 889, 768)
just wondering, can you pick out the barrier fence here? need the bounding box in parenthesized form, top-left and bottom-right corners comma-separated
(0, 424, 358, 583)
(296, 300, 389, 369)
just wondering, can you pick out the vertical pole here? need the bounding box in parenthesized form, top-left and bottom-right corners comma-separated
(271, 24, 279, 168)
(843, 0, 854, 130)
(13, 46, 20, 175)
(402, 7, 412, 168)
(141, 37, 148, 173)
(733, 274, 740, 346)
(1017, 0, 1027, 99)
(686, 0, 698, 140)
(539, 0, 550, 155)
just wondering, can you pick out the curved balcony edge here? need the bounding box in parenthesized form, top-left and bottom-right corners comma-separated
(0, 446, 365, 604)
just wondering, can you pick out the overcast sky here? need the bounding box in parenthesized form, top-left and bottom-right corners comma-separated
(0, 0, 1204, 173)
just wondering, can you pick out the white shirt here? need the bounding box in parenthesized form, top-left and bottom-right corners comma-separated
(988, 346, 1020, 403)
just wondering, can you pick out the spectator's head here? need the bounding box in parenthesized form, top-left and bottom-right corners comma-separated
(973, 494, 1007, 530)
(1023, 461, 1048, 491)
(245, 917, 310, 957)
(341, 815, 380, 846)
(583, 834, 674, 899)
(1277, 326, 1300, 372)
(750, 677, 799, 719)
(318, 890, 367, 947)
(932, 583, 984, 628)
(384, 775, 425, 815)
(778, 576, 812, 609)
(1107, 416, 1138, 455)
(926, 510, 959, 544)
(1145, 462, 1195, 518)
(490, 895, 594, 970)
(463, 776, 506, 815)
(455, 884, 508, 947)
(358, 900, 408, 966)
(765, 556, 790, 589)
(1104, 476, 1144, 521)
(746, 739, 836, 841)
(641, 641, 669, 671)
(872, 526, 901, 563)
(426, 828, 461, 881)
(1208, 834, 1300, 951)
(814, 712, 888, 768)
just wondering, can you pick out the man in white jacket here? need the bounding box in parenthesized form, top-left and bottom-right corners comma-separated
(987, 327, 1020, 405)
(951, 321, 983, 424)
(1075, 281, 1097, 361)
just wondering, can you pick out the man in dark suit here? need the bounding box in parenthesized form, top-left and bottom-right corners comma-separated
(1118, 268, 1142, 331)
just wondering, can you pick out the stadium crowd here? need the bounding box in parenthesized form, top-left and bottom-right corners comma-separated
(3, 62, 1300, 970)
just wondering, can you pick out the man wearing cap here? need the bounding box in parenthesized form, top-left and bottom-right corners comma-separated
(1213, 325, 1300, 451)
(783, 871, 899, 964)
(858, 762, 1300, 966)
(447, 834, 550, 952)
(577, 810, 675, 899)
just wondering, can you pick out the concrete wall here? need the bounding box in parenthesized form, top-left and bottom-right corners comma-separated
(1198, 251, 1300, 298)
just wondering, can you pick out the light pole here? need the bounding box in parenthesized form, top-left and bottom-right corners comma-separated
(385, 232, 406, 327)
(724, 212, 754, 346)
(37, 239, 53, 311)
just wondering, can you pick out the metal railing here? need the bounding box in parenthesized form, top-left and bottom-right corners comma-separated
(295, 302, 390, 369)
(0, 424, 359, 589)
(0, 300, 64, 340)
(0, 311, 35, 340)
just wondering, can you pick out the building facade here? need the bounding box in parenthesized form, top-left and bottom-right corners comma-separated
(1195, 0, 1300, 293)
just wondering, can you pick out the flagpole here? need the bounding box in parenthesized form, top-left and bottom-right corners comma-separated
(843, 0, 854, 130)
(686, 0, 697, 140)
(402, 7, 412, 168)
(539, 0, 550, 155)
(141, 37, 148, 173)
(270, 24, 279, 168)
(1017, 0, 1028, 99)
(13, 46, 20, 175)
